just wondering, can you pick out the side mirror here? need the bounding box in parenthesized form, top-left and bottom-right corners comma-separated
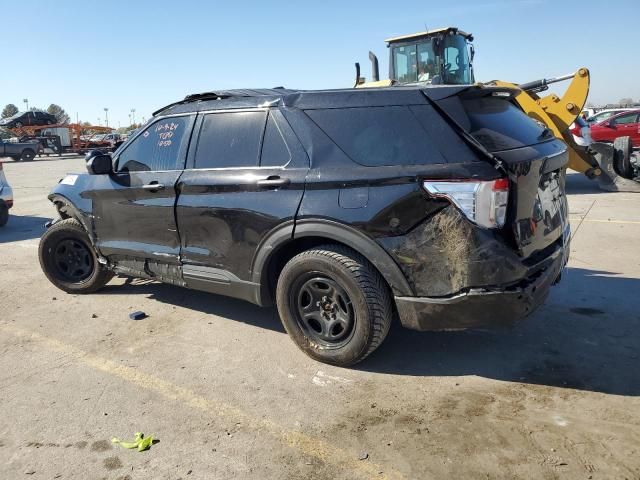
(86, 151, 113, 175)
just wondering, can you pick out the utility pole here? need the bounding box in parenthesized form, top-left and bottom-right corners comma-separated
(104, 107, 109, 127)
(23, 98, 29, 111)
(98, 117, 101, 126)
(128, 113, 132, 126)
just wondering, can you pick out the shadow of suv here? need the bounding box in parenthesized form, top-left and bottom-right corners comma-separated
(38, 86, 570, 366)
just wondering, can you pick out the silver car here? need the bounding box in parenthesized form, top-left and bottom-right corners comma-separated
(0, 161, 13, 227)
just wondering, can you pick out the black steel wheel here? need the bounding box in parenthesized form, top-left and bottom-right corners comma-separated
(276, 244, 393, 366)
(39, 218, 113, 293)
(294, 276, 356, 348)
(52, 238, 94, 282)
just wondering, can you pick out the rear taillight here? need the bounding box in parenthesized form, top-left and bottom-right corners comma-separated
(423, 178, 509, 229)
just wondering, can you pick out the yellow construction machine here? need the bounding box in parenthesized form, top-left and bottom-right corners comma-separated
(355, 27, 640, 192)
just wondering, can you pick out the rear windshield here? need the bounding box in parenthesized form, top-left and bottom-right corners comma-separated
(305, 105, 477, 166)
(460, 97, 548, 151)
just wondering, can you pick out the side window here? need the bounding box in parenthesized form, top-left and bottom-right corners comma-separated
(306, 106, 445, 166)
(194, 111, 267, 169)
(612, 113, 638, 125)
(117, 115, 193, 172)
(260, 112, 291, 167)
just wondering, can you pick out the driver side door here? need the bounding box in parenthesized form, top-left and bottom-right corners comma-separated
(90, 114, 196, 267)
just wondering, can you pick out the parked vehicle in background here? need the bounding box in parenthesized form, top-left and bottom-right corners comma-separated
(0, 111, 57, 129)
(39, 86, 569, 366)
(0, 161, 13, 226)
(0, 137, 39, 161)
(586, 108, 630, 124)
(589, 110, 640, 144)
(581, 108, 596, 119)
(569, 116, 593, 147)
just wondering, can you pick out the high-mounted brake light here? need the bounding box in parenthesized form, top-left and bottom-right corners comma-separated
(423, 178, 509, 229)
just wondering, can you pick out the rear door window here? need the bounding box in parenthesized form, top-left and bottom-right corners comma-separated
(260, 113, 291, 167)
(116, 115, 193, 172)
(306, 106, 448, 166)
(194, 111, 267, 169)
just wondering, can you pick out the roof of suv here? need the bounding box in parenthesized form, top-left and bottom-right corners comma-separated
(154, 85, 473, 117)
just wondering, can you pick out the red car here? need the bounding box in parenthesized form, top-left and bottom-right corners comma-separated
(589, 109, 640, 144)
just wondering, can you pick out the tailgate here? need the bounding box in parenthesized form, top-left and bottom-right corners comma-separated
(436, 89, 569, 258)
(496, 142, 569, 258)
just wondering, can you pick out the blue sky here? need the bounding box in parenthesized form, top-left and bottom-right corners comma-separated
(2, 0, 638, 127)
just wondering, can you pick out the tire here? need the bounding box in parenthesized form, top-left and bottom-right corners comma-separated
(38, 218, 113, 294)
(0, 203, 8, 227)
(14, 122, 22, 128)
(20, 149, 35, 162)
(276, 244, 393, 366)
(613, 136, 633, 178)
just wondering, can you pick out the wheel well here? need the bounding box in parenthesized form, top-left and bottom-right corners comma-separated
(53, 200, 73, 220)
(262, 236, 388, 305)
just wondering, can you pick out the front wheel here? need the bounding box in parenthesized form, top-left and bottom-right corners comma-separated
(38, 218, 113, 293)
(276, 245, 393, 366)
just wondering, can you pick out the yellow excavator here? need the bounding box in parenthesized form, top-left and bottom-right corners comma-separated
(354, 27, 640, 192)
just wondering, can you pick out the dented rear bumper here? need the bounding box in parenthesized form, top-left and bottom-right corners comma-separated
(394, 230, 569, 331)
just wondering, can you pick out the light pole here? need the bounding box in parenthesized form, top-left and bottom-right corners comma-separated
(23, 98, 29, 111)
(131, 108, 136, 125)
(128, 113, 131, 126)
(98, 117, 101, 126)
(104, 108, 109, 127)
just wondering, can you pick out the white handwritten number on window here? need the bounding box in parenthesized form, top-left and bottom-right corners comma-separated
(154, 122, 180, 148)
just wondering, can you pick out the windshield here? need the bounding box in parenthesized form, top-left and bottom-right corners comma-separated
(392, 39, 440, 84)
(442, 34, 473, 84)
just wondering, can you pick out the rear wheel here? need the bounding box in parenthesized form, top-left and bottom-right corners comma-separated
(276, 245, 393, 366)
(39, 218, 113, 293)
(20, 149, 35, 162)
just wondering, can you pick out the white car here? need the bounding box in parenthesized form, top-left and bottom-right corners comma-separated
(587, 108, 630, 124)
(0, 161, 13, 226)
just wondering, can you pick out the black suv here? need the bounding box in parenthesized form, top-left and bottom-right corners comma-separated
(0, 110, 57, 129)
(38, 86, 569, 366)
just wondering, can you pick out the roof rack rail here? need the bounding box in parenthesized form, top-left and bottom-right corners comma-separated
(152, 88, 296, 117)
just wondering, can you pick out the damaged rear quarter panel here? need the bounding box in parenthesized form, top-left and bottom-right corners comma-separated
(378, 206, 529, 297)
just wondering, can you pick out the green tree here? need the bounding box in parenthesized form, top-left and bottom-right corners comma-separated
(2, 104, 18, 118)
(619, 97, 634, 107)
(47, 104, 70, 124)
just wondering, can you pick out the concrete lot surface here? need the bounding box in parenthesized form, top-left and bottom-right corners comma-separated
(1, 156, 639, 479)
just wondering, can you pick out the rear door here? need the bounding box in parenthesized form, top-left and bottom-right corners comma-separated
(91, 114, 195, 264)
(176, 108, 308, 295)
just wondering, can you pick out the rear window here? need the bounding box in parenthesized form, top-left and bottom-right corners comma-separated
(461, 97, 547, 151)
(306, 106, 447, 166)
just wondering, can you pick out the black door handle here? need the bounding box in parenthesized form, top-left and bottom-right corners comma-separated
(256, 176, 290, 188)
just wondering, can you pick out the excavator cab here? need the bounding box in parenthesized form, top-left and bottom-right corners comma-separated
(387, 27, 474, 85)
(356, 27, 475, 87)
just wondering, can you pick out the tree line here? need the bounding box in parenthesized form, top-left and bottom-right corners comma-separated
(1, 103, 70, 124)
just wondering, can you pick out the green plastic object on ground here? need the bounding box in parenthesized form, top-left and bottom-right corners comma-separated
(111, 432, 155, 452)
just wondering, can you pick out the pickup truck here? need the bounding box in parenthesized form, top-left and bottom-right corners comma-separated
(0, 139, 40, 161)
